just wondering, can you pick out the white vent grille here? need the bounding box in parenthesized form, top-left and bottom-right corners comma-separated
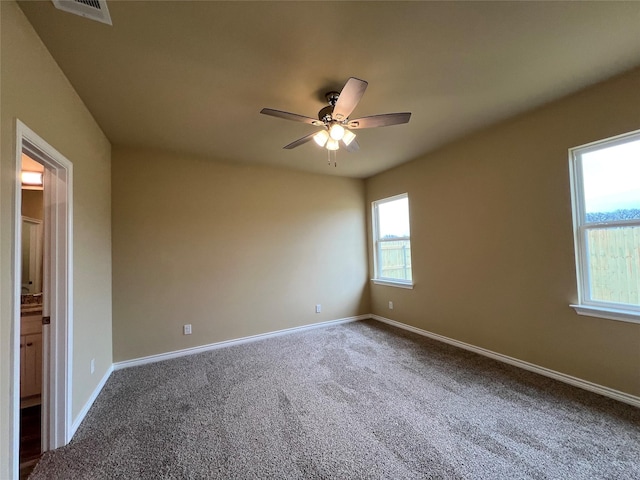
(52, 0, 112, 26)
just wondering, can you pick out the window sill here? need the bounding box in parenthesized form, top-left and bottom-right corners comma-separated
(570, 304, 640, 325)
(371, 279, 414, 289)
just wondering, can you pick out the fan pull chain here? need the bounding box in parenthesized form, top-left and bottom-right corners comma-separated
(326, 150, 338, 167)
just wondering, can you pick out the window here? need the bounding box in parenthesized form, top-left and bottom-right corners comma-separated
(569, 130, 640, 323)
(372, 193, 413, 287)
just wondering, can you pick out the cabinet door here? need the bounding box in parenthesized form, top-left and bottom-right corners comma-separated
(22, 333, 42, 398)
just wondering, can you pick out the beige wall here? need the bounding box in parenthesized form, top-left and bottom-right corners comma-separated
(0, 2, 112, 475)
(112, 148, 369, 362)
(366, 67, 640, 397)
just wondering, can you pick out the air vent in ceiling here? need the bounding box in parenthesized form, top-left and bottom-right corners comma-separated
(52, 0, 112, 26)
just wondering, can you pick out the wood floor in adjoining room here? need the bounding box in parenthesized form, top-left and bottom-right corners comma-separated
(20, 404, 41, 479)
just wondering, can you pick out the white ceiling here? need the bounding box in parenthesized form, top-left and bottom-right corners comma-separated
(18, 1, 640, 178)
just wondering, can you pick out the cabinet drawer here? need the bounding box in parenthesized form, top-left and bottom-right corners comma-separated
(21, 314, 42, 335)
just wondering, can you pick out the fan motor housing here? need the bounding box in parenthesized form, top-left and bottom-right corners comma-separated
(318, 91, 343, 123)
(318, 105, 334, 123)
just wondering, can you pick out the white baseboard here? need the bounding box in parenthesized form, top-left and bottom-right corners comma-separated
(113, 315, 369, 371)
(371, 315, 640, 408)
(70, 364, 113, 439)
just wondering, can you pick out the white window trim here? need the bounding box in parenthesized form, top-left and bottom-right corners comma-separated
(371, 193, 414, 288)
(568, 129, 640, 324)
(371, 279, 414, 289)
(570, 304, 640, 325)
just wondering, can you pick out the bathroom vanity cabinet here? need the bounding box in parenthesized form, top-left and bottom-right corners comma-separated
(20, 313, 42, 402)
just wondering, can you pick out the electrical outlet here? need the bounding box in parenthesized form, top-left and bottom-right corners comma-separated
(90, 358, 95, 374)
(315, 304, 322, 313)
(389, 301, 394, 310)
(183, 324, 192, 335)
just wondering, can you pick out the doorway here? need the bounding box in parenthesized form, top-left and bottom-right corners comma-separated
(19, 155, 45, 476)
(12, 120, 73, 479)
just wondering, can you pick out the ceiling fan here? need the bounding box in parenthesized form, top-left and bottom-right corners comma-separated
(260, 77, 411, 156)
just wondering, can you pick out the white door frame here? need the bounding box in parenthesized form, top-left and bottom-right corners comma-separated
(11, 120, 73, 478)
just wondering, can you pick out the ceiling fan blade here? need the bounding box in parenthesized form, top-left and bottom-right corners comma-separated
(332, 77, 368, 121)
(283, 132, 318, 150)
(347, 112, 411, 129)
(260, 108, 323, 126)
(343, 138, 360, 152)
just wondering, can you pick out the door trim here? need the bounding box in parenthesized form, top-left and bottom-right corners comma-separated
(11, 120, 73, 478)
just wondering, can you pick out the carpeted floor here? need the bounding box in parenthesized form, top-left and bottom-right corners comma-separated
(30, 320, 639, 479)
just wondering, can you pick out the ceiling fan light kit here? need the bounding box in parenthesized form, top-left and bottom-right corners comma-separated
(260, 77, 411, 166)
(342, 129, 356, 146)
(329, 124, 345, 141)
(326, 138, 340, 151)
(313, 130, 329, 147)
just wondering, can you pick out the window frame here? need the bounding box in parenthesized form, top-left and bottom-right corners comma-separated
(568, 129, 640, 324)
(371, 193, 413, 289)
